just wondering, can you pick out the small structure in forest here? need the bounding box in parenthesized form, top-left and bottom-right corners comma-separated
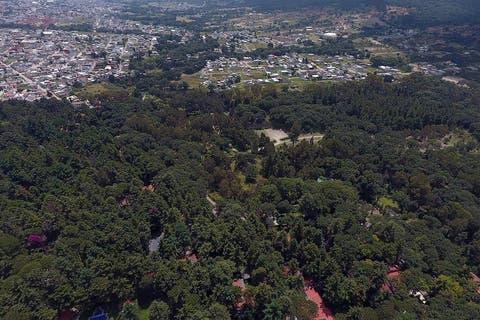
(381, 265, 401, 294)
(409, 289, 428, 304)
(183, 249, 198, 263)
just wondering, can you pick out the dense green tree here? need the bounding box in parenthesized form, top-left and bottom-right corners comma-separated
(1, 72, 480, 319)
(149, 300, 170, 320)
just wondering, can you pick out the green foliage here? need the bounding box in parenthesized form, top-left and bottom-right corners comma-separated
(1, 73, 480, 320)
(149, 300, 169, 320)
(377, 197, 399, 210)
(370, 55, 411, 72)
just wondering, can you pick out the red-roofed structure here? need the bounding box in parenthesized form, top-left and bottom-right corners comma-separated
(387, 265, 401, 279)
(233, 279, 245, 289)
(381, 265, 401, 294)
(304, 279, 335, 320)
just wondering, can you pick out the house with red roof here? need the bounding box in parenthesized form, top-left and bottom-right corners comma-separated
(381, 265, 401, 294)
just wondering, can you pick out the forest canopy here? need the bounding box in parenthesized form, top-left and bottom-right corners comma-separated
(1, 73, 480, 320)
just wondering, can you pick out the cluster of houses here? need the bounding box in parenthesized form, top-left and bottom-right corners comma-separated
(410, 62, 447, 77)
(0, 0, 196, 102)
(198, 52, 378, 90)
(209, 28, 342, 54)
(94, 16, 193, 42)
(0, 28, 158, 101)
(0, 0, 118, 28)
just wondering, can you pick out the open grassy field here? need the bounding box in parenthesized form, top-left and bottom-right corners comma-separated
(74, 83, 132, 100)
(181, 73, 203, 88)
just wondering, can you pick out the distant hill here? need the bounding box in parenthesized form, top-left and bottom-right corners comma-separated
(389, 0, 480, 27)
(223, 0, 479, 27)
(233, 0, 385, 10)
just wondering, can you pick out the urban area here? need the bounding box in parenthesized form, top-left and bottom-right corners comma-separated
(0, 0, 477, 102)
